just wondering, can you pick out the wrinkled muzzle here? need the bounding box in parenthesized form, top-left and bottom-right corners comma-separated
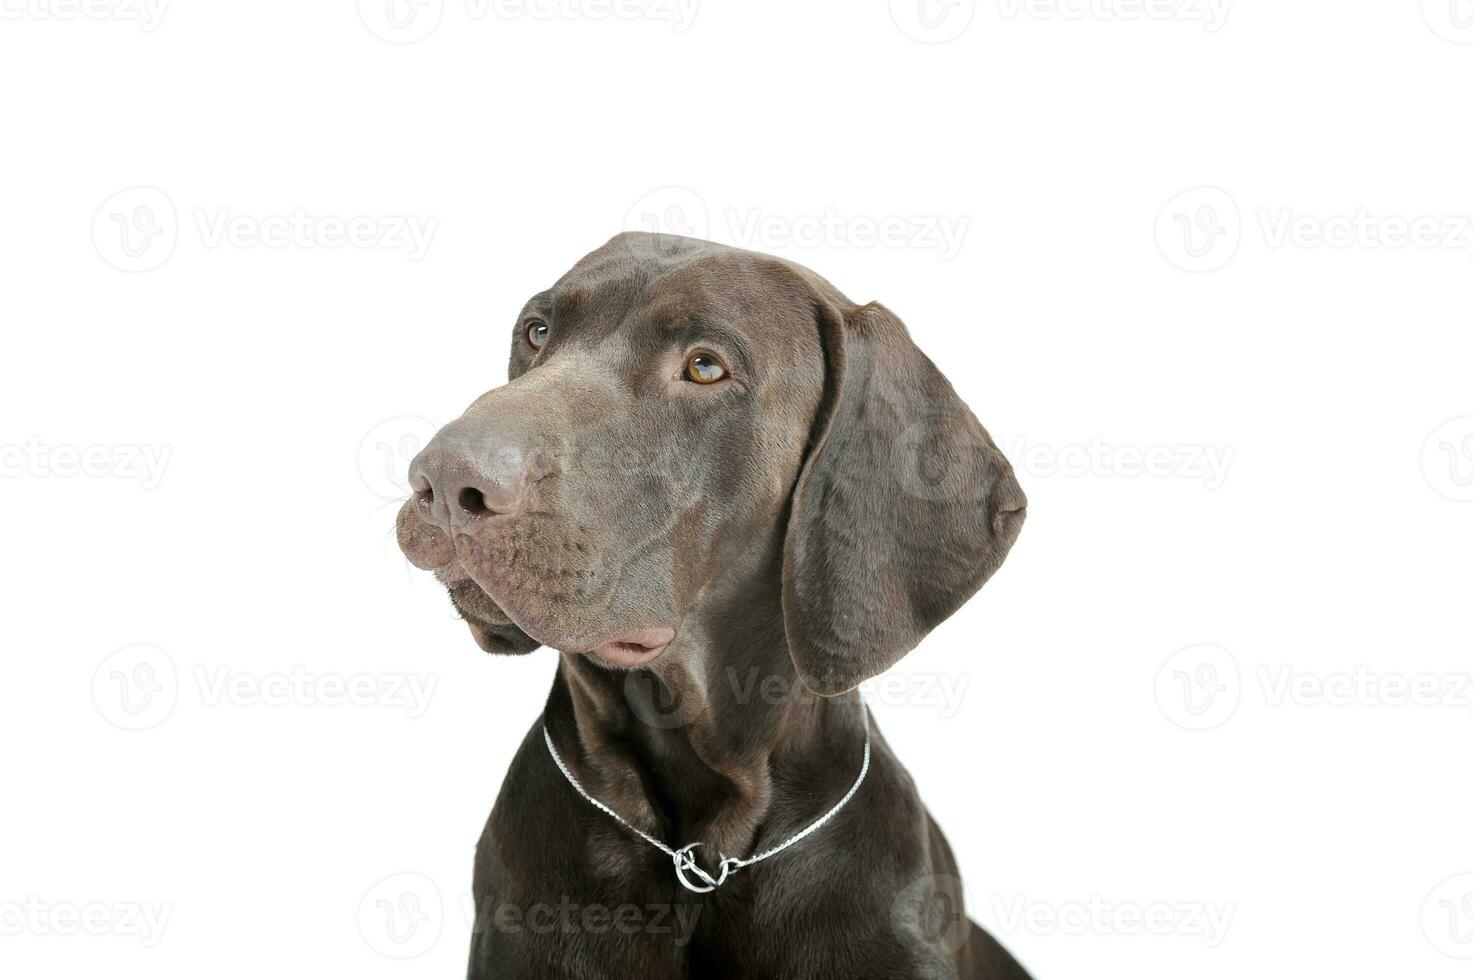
(395, 362, 683, 655)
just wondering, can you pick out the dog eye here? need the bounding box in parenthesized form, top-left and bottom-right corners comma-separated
(526, 320, 550, 350)
(684, 352, 728, 384)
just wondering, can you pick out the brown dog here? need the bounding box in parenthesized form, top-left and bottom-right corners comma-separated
(396, 232, 1031, 979)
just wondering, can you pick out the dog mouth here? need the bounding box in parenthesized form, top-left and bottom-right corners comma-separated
(588, 627, 676, 669)
(446, 578, 514, 627)
(444, 566, 673, 665)
(440, 575, 538, 653)
(404, 502, 674, 663)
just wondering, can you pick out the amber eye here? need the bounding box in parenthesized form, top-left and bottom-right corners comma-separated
(684, 351, 728, 384)
(526, 320, 549, 349)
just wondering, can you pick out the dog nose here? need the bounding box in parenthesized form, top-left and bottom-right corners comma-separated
(408, 445, 528, 530)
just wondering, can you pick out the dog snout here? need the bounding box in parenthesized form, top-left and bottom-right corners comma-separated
(409, 439, 529, 530)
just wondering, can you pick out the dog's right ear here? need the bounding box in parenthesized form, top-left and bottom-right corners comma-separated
(781, 297, 1026, 697)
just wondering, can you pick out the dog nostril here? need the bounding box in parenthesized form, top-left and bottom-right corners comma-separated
(458, 487, 489, 516)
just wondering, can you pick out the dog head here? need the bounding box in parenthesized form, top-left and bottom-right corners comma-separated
(396, 232, 1025, 695)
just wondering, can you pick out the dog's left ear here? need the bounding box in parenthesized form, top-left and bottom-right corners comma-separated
(782, 299, 1026, 696)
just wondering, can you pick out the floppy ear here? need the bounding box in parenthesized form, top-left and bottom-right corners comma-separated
(782, 301, 1027, 696)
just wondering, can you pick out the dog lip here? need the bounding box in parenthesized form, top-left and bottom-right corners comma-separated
(589, 627, 676, 668)
(446, 579, 515, 627)
(454, 598, 512, 628)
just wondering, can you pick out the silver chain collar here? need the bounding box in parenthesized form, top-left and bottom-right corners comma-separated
(542, 700, 872, 894)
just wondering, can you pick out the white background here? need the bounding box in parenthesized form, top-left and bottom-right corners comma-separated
(3, 1, 1472, 977)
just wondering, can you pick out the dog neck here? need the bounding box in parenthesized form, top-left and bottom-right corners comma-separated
(541, 582, 869, 869)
